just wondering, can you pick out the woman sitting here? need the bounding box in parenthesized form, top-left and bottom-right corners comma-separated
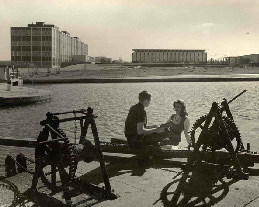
(164, 99, 191, 146)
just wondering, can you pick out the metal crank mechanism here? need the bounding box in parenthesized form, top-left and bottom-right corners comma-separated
(189, 90, 249, 177)
(29, 107, 116, 202)
(170, 90, 249, 206)
(190, 90, 247, 153)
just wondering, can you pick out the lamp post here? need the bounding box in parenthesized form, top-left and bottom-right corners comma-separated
(6, 67, 11, 91)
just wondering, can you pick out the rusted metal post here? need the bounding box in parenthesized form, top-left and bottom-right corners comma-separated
(247, 143, 250, 152)
(79, 118, 90, 144)
(215, 104, 249, 179)
(89, 116, 111, 193)
(221, 99, 234, 120)
(196, 102, 216, 149)
(6, 67, 11, 91)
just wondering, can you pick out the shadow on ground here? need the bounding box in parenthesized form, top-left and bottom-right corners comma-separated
(1, 156, 259, 207)
(156, 161, 259, 207)
(0, 177, 109, 207)
(79, 156, 185, 185)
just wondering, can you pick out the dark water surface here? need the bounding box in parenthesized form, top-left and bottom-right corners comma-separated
(0, 82, 259, 174)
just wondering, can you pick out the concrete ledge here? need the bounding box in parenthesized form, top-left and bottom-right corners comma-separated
(23, 76, 259, 84)
(0, 84, 53, 106)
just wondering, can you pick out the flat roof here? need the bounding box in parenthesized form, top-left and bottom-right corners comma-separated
(11, 22, 59, 30)
(226, 54, 259, 58)
(132, 49, 206, 52)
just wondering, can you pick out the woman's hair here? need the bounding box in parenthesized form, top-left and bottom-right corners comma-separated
(174, 99, 188, 118)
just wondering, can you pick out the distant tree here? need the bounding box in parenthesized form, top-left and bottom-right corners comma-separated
(118, 56, 123, 63)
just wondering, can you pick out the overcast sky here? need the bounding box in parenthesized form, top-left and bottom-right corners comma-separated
(0, 0, 258, 61)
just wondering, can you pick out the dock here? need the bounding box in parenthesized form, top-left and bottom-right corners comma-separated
(0, 83, 53, 106)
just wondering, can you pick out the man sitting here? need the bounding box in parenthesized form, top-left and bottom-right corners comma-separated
(124, 91, 166, 148)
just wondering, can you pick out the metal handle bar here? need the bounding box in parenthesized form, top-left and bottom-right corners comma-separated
(38, 124, 66, 145)
(52, 109, 87, 115)
(39, 137, 66, 145)
(58, 114, 98, 123)
(227, 89, 247, 104)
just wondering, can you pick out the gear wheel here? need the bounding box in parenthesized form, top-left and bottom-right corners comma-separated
(35, 127, 78, 191)
(190, 115, 243, 153)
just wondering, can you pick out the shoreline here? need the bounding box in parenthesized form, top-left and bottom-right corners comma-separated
(16, 64, 259, 84)
(23, 75, 259, 84)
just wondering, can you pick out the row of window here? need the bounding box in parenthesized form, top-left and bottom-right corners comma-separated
(12, 56, 52, 61)
(132, 60, 206, 63)
(11, 36, 52, 41)
(133, 50, 205, 52)
(11, 56, 71, 61)
(134, 52, 206, 56)
(11, 46, 87, 55)
(134, 53, 206, 59)
(12, 27, 52, 31)
(12, 46, 51, 51)
(135, 54, 205, 57)
(11, 31, 52, 36)
(12, 41, 52, 46)
(11, 37, 88, 47)
(12, 52, 52, 56)
(133, 58, 205, 62)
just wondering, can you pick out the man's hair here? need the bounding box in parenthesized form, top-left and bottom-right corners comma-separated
(139, 91, 151, 102)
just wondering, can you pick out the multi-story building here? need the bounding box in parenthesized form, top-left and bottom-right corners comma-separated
(11, 22, 88, 68)
(132, 49, 207, 63)
(226, 54, 259, 66)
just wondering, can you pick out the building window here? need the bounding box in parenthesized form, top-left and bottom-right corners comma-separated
(14, 56, 21, 61)
(42, 57, 51, 61)
(32, 28, 41, 31)
(11, 46, 22, 51)
(22, 36, 31, 41)
(22, 46, 31, 51)
(14, 36, 22, 41)
(32, 36, 41, 41)
(42, 36, 51, 41)
(32, 46, 41, 51)
(23, 56, 31, 61)
(32, 56, 41, 61)
(42, 46, 51, 51)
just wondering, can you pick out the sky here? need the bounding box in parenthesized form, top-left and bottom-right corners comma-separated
(1, 0, 259, 61)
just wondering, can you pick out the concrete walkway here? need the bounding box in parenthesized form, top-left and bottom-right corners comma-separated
(1, 156, 259, 207)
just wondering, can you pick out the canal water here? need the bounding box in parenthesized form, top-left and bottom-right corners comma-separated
(0, 82, 259, 175)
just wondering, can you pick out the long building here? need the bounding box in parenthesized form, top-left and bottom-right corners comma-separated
(226, 54, 259, 66)
(132, 49, 207, 63)
(11, 22, 88, 68)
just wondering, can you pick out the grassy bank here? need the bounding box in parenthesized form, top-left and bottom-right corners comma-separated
(18, 63, 259, 80)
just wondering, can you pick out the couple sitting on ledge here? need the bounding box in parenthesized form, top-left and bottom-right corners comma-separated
(124, 90, 191, 148)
